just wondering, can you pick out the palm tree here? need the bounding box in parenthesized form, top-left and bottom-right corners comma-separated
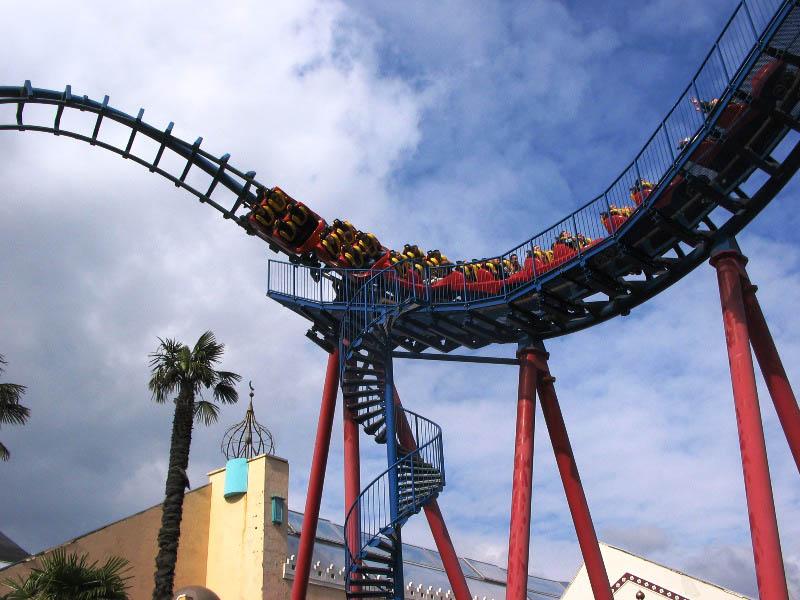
(148, 331, 240, 600)
(0, 354, 30, 462)
(2, 548, 130, 599)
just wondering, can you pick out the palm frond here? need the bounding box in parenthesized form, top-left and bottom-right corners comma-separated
(212, 381, 239, 405)
(0, 382, 25, 405)
(0, 440, 9, 461)
(0, 398, 30, 426)
(194, 400, 220, 426)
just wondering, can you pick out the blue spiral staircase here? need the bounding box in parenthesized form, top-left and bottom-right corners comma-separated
(338, 263, 445, 600)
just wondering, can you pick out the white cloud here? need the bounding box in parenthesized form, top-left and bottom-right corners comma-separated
(1, 2, 798, 599)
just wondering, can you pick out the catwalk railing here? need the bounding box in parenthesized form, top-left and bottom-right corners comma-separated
(266, 0, 800, 312)
(3, 2, 798, 335)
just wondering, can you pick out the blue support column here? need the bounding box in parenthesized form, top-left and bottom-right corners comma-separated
(382, 339, 404, 599)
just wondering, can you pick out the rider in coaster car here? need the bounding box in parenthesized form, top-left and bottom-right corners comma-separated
(288, 203, 311, 226)
(424, 249, 442, 267)
(356, 232, 382, 258)
(403, 244, 424, 260)
(276, 219, 299, 243)
(340, 243, 366, 268)
(481, 260, 497, 278)
(554, 231, 578, 250)
(320, 228, 343, 260)
(608, 204, 632, 217)
(576, 233, 593, 248)
(265, 187, 293, 215)
(332, 219, 357, 246)
(630, 178, 655, 199)
(690, 97, 719, 114)
(468, 260, 482, 282)
(390, 251, 408, 276)
(251, 201, 278, 230)
(533, 245, 553, 263)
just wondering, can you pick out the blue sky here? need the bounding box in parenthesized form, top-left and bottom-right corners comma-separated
(0, 0, 798, 597)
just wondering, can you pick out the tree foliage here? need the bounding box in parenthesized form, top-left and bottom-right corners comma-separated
(148, 331, 240, 600)
(0, 354, 30, 461)
(2, 548, 130, 599)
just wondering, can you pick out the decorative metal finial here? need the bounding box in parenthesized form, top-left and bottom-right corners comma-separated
(221, 381, 275, 459)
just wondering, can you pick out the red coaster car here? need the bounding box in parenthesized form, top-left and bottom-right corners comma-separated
(466, 268, 502, 295)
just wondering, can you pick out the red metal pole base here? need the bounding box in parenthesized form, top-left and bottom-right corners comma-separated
(343, 362, 361, 581)
(506, 345, 541, 600)
(392, 387, 471, 600)
(536, 368, 613, 600)
(710, 250, 789, 600)
(292, 349, 340, 600)
(741, 284, 800, 474)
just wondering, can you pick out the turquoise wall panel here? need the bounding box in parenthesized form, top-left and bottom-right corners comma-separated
(224, 457, 248, 498)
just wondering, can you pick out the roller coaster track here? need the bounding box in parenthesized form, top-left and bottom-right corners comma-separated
(264, 0, 800, 354)
(3, 2, 800, 599)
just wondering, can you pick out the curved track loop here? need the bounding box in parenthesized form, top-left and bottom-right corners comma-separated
(268, 0, 800, 353)
(3, 1, 800, 353)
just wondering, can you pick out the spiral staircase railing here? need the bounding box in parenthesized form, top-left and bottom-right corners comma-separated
(342, 406, 444, 598)
(335, 257, 446, 599)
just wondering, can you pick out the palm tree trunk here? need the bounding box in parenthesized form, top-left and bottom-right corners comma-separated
(152, 392, 194, 600)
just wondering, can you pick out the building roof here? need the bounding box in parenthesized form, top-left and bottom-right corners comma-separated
(285, 510, 567, 600)
(0, 531, 29, 564)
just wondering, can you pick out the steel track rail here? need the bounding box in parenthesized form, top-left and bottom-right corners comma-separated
(4, 1, 800, 351)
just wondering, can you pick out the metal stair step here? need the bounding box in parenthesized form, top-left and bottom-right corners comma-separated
(398, 464, 438, 474)
(353, 578, 394, 589)
(343, 377, 384, 386)
(347, 397, 383, 412)
(373, 537, 396, 553)
(346, 367, 383, 376)
(354, 566, 393, 576)
(353, 407, 384, 423)
(361, 551, 394, 565)
(346, 591, 393, 599)
(374, 427, 388, 444)
(400, 483, 441, 494)
(363, 417, 386, 435)
(343, 388, 382, 400)
(399, 477, 442, 488)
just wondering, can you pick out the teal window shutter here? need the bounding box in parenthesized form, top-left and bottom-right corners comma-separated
(271, 496, 284, 524)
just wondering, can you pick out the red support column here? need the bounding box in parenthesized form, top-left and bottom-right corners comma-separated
(506, 345, 540, 600)
(343, 369, 361, 578)
(292, 349, 340, 600)
(536, 369, 613, 600)
(710, 251, 789, 600)
(741, 283, 800, 474)
(392, 387, 471, 600)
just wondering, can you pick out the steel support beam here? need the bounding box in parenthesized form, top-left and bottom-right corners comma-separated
(392, 387, 472, 600)
(710, 250, 789, 600)
(506, 344, 540, 600)
(292, 349, 340, 600)
(741, 284, 800, 474)
(536, 364, 613, 600)
(343, 361, 362, 588)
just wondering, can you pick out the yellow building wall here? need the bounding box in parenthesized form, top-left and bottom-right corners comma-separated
(0, 453, 355, 600)
(205, 453, 290, 600)
(0, 484, 211, 600)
